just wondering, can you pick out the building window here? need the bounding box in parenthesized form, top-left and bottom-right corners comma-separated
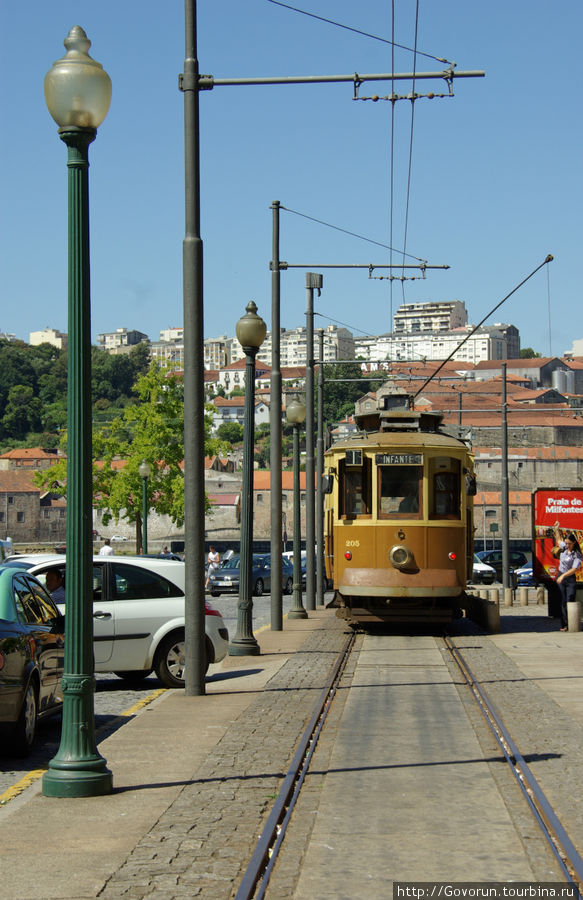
(44, 509, 51, 518)
(0, 512, 4, 522)
(60, 509, 66, 518)
(8, 496, 14, 504)
(17, 512, 25, 523)
(256, 493, 263, 504)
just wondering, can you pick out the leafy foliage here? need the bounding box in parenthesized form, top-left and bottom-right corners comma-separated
(35, 361, 229, 529)
(0, 340, 150, 451)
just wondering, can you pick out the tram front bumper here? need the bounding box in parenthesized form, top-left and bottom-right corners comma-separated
(339, 567, 462, 598)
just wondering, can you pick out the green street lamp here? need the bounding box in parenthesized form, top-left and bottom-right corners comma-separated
(139, 460, 152, 554)
(229, 301, 266, 656)
(42, 27, 113, 798)
(286, 396, 308, 619)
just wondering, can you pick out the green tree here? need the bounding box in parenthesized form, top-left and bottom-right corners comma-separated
(35, 362, 229, 533)
(216, 422, 244, 444)
(319, 362, 373, 425)
(2, 385, 43, 439)
(520, 347, 541, 359)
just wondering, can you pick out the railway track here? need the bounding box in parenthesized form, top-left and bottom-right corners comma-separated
(443, 633, 583, 891)
(234, 629, 356, 900)
(234, 628, 583, 899)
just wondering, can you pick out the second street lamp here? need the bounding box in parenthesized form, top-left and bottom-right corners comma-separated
(229, 301, 266, 656)
(286, 396, 308, 619)
(139, 460, 152, 555)
(42, 26, 113, 798)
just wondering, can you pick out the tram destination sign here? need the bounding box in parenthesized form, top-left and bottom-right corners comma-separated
(376, 453, 422, 465)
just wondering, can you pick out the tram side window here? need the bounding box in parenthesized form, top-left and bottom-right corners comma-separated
(378, 465, 422, 518)
(429, 458, 461, 519)
(339, 457, 371, 518)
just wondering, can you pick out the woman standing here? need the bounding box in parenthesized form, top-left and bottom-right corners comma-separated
(206, 545, 220, 590)
(553, 526, 582, 631)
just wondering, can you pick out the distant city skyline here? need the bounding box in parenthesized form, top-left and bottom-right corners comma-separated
(1, 1, 580, 359)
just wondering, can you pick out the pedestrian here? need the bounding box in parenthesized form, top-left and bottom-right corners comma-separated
(552, 526, 582, 631)
(206, 545, 220, 589)
(45, 569, 66, 603)
(99, 538, 114, 557)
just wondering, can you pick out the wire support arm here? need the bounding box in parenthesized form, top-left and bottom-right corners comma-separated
(196, 69, 485, 91)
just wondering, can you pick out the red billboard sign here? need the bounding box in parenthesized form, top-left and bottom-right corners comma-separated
(533, 489, 583, 583)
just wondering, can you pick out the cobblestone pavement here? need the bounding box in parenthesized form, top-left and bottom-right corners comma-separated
(99, 616, 349, 900)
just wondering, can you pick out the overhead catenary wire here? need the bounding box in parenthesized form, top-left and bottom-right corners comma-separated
(265, 0, 451, 64)
(413, 255, 554, 400)
(400, 0, 420, 303)
(280, 205, 424, 261)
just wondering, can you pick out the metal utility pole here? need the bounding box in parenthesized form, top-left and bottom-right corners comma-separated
(304, 273, 322, 611)
(181, 0, 206, 694)
(501, 364, 510, 590)
(270, 201, 283, 630)
(316, 329, 325, 606)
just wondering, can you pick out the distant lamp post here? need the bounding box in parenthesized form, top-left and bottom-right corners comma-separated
(229, 301, 266, 656)
(286, 396, 308, 619)
(139, 460, 152, 554)
(42, 26, 113, 798)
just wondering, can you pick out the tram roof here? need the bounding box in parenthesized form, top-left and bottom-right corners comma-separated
(326, 429, 471, 453)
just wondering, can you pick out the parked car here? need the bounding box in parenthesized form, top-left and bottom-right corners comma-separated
(0, 565, 65, 756)
(208, 554, 294, 597)
(515, 564, 536, 586)
(110, 535, 128, 542)
(9, 554, 228, 688)
(471, 554, 496, 585)
(475, 549, 528, 582)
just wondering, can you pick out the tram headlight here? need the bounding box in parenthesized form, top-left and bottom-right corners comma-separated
(389, 544, 414, 569)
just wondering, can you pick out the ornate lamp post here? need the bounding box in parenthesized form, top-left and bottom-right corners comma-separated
(138, 460, 152, 554)
(228, 301, 266, 656)
(42, 27, 113, 798)
(286, 396, 308, 619)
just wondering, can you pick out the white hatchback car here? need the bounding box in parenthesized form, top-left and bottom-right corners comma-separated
(4, 555, 228, 688)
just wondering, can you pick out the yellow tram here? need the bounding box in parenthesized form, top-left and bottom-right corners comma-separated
(324, 389, 476, 625)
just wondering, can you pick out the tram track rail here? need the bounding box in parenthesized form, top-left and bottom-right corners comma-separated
(443, 633, 583, 892)
(234, 629, 356, 900)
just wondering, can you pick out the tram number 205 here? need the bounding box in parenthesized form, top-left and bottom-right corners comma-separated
(345, 540, 360, 548)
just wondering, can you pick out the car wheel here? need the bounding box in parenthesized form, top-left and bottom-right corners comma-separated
(114, 670, 152, 683)
(254, 578, 264, 597)
(154, 632, 209, 688)
(284, 577, 293, 595)
(210, 590, 220, 597)
(12, 679, 38, 757)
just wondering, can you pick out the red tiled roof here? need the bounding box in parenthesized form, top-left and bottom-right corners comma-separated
(0, 471, 41, 492)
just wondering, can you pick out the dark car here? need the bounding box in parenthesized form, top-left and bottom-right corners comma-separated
(208, 554, 294, 597)
(0, 566, 65, 756)
(475, 549, 528, 583)
(515, 564, 536, 587)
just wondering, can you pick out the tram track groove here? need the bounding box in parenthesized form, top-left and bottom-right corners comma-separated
(443, 633, 583, 890)
(234, 630, 356, 900)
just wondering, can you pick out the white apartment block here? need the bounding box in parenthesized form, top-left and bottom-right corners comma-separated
(393, 300, 468, 334)
(97, 328, 149, 352)
(159, 327, 184, 343)
(29, 328, 68, 350)
(257, 324, 354, 367)
(354, 327, 509, 364)
(150, 340, 184, 367)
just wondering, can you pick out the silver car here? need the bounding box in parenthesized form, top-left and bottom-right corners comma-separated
(5, 554, 228, 688)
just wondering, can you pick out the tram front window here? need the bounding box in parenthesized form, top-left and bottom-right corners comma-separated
(378, 465, 422, 518)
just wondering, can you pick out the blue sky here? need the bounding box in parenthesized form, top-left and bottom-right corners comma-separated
(1, 1, 580, 358)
